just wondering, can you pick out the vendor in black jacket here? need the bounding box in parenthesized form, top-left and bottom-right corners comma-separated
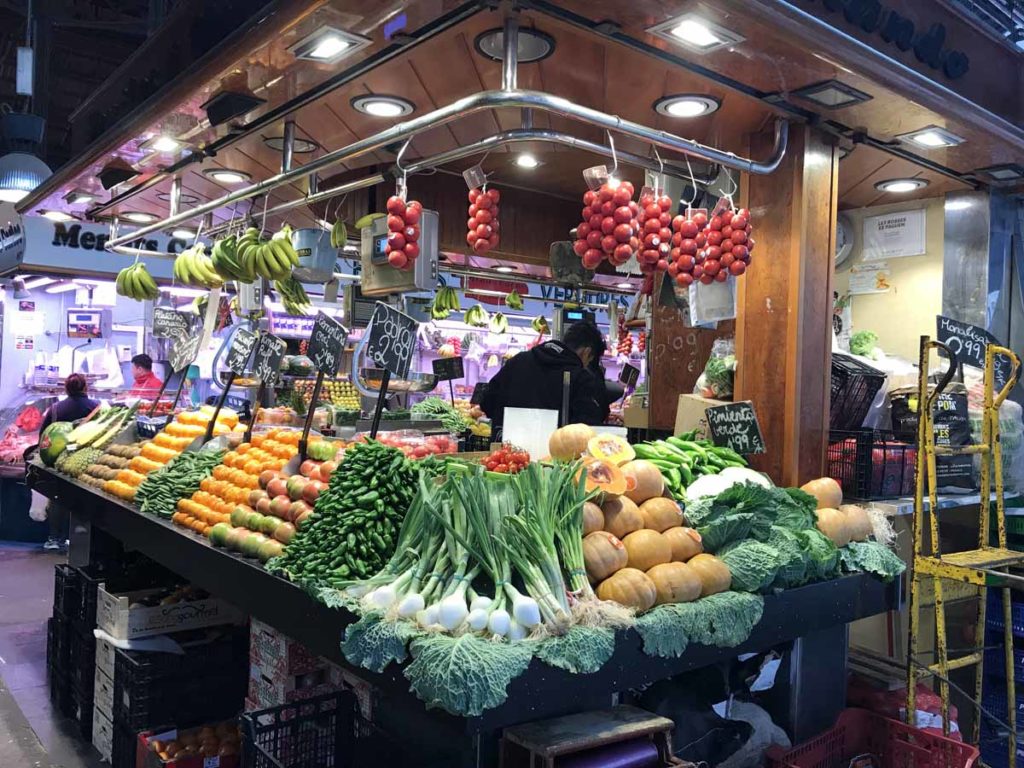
(482, 321, 606, 432)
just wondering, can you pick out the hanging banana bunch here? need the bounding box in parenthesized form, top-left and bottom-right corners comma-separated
(329, 219, 348, 249)
(115, 262, 160, 301)
(274, 275, 313, 316)
(236, 225, 300, 281)
(464, 304, 490, 328)
(173, 243, 224, 289)
(210, 234, 250, 282)
(429, 287, 461, 320)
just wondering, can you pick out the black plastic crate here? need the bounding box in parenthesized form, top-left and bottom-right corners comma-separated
(830, 353, 886, 430)
(67, 624, 96, 696)
(827, 429, 916, 500)
(47, 611, 71, 678)
(111, 721, 140, 768)
(69, 684, 93, 741)
(53, 564, 81, 618)
(241, 692, 357, 768)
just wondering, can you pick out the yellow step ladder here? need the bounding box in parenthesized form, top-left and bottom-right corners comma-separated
(906, 336, 1022, 766)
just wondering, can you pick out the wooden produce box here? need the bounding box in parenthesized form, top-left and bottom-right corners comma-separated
(500, 705, 680, 768)
(673, 394, 728, 439)
(97, 585, 245, 640)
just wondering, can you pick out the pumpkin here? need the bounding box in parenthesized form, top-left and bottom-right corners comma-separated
(587, 434, 635, 466)
(549, 423, 596, 461)
(582, 502, 604, 536)
(663, 526, 703, 561)
(621, 460, 665, 504)
(622, 529, 672, 572)
(639, 497, 684, 532)
(596, 568, 657, 612)
(801, 477, 843, 510)
(840, 504, 872, 542)
(817, 507, 852, 547)
(578, 457, 627, 497)
(582, 531, 628, 583)
(602, 496, 643, 539)
(687, 554, 732, 596)
(647, 562, 702, 605)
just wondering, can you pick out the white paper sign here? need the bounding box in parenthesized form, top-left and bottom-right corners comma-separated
(501, 407, 559, 461)
(848, 261, 892, 294)
(689, 279, 737, 325)
(863, 209, 925, 260)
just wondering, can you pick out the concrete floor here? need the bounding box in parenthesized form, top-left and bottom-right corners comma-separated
(0, 542, 103, 768)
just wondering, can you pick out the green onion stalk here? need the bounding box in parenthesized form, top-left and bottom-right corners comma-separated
(555, 464, 597, 600)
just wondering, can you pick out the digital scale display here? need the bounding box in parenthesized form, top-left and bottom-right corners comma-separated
(371, 233, 389, 265)
(67, 309, 103, 339)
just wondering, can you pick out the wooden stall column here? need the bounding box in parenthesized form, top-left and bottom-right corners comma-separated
(735, 125, 838, 486)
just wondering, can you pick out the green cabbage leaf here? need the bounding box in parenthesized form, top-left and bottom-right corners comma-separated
(534, 625, 615, 674)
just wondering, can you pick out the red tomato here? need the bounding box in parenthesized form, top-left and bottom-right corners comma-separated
(476, 195, 493, 210)
(387, 231, 406, 251)
(589, 214, 604, 231)
(680, 238, 697, 255)
(600, 217, 616, 235)
(386, 196, 406, 215)
(473, 238, 490, 253)
(658, 227, 672, 242)
(747, 237, 756, 253)
(468, 188, 480, 203)
(600, 200, 616, 217)
(613, 206, 633, 224)
(642, 233, 661, 249)
(600, 234, 618, 253)
(476, 224, 493, 239)
(721, 225, 733, 240)
(583, 190, 597, 207)
(404, 225, 420, 242)
(614, 243, 633, 262)
(496, 463, 509, 473)
(620, 180, 635, 197)
(667, 261, 680, 277)
(468, 204, 478, 219)
(629, 236, 640, 252)
(612, 186, 632, 206)
(692, 264, 704, 279)
(466, 231, 478, 247)
(675, 272, 694, 286)
(404, 242, 420, 259)
(403, 205, 421, 225)
(693, 211, 709, 228)
(582, 206, 593, 221)
(703, 259, 721, 276)
(643, 219, 661, 235)
(721, 252, 735, 267)
(695, 231, 707, 247)
(467, 217, 477, 231)
(475, 209, 493, 225)
(720, 239, 734, 253)
(706, 230, 723, 247)
(680, 220, 699, 238)
(487, 188, 500, 203)
(714, 269, 728, 282)
(388, 250, 408, 269)
(586, 231, 603, 249)
(656, 259, 669, 271)
(732, 244, 749, 260)
(613, 223, 633, 243)
(729, 260, 747, 276)
(731, 229, 748, 245)
(573, 239, 588, 257)
(706, 245, 722, 260)
(598, 185, 615, 203)
(700, 273, 714, 284)
(658, 212, 672, 228)
(582, 249, 604, 268)
(628, 200, 639, 216)
(577, 222, 591, 239)
(677, 253, 696, 271)
(721, 209, 734, 224)
(387, 214, 405, 232)
(644, 203, 661, 219)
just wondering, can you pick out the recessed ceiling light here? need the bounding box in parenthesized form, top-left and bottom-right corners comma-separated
(171, 228, 196, 239)
(148, 136, 180, 153)
(23, 277, 55, 289)
(792, 79, 872, 109)
(41, 210, 74, 222)
(289, 26, 369, 64)
(653, 94, 720, 118)
(64, 189, 95, 205)
(616, 282, 633, 289)
(648, 14, 745, 53)
(975, 163, 1024, 182)
(898, 125, 965, 149)
(874, 178, 928, 193)
(263, 135, 320, 154)
(157, 190, 199, 205)
(351, 95, 416, 118)
(495, 265, 518, 273)
(516, 154, 540, 169)
(122, 211, 159, 223)
(203, 168, 251, 185)
(46, 281, 80, 294)
(474, 27, 556, 63)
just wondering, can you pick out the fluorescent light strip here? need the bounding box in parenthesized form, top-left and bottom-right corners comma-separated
(46, 282, 80, 294)
(24, 277, 56, 289)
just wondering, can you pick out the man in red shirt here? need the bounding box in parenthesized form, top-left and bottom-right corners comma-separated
(129, 353, 164, 397)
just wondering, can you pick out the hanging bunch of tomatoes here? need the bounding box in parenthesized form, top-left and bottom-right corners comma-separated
(635, 188, 674, 274)
(668, 203, 755, 286)
(466, 187, 501, 254)
(385, 196, 422, 271)
(572, 180, 640, 269)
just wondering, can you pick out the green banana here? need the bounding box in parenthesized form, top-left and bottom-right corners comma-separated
(330, 219, 348, 249)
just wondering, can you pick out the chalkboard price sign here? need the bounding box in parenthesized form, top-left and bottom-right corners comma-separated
(153, 308, 193, 340)
(307, 312, 350, 376)
(936, 315, 1013, 391)
(705, 401, 766, 455)
(432, 356, 464, 381)
(365, 302, 418, 380)
(252, 333, 287, 385)
(226, 329, 257, 376)
(168, 333, 203, 373)
(619, 363, 640, 388)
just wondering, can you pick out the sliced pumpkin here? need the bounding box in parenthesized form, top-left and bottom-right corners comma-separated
(587, 434, 636, 466)
(577, 456, 627, 497)
(549, 424, 596, 461)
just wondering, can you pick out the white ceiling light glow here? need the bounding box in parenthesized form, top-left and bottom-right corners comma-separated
(23, 277, 55, 289)
(648, 14, 745, 53)
(150, 136, 180, 153)
(874, 178, 929, 193)
(351, 95, 416, 118)
(898, 125, 965, 149)
(64, 189, 95, 205)
(653, 94, 720, 118)
(289, 26, 369, 64)
(0, 152, 52, 202)
(41, 210, 73, 222)
(516, 154, 540, 169)
(203, 168, 251, 185)
(172, 228, 196, 240)
(122, 211, 158, 223)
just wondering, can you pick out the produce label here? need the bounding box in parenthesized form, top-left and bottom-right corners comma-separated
(936, 315, 1013, 391)
(705, 401, 765, 454)
(432, 356, 464, 381)
(307, 312, 350, 376)
(153, 308, 193, 340)
(365, 302, 417, 380)
(619, 363, 640, 388)
(168, 333, 203, 373)
(252, 333, 287, 385)
(226, 329, 257, 376)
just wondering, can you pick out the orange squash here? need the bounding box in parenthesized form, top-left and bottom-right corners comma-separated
(549, 424, 596, 461)
(840, 504, 872, 542)
(587, 434, 635, 466)
(583, 531, 628, 583)
(801, 477, 843, 509)
(622, 529, 672, 572)
(663, 526, 703, 561)
(596, 568, 657, 612)
(816, 507, 851, 547)
(639, 497, 684, 532)
(647, 562, 702, 605)
(621, 460, 665, 504)
(601, 496, 643, 540)
(688, 554, 732, 596)
(578, 457, 627, 497)
(582, 502, 604, 536)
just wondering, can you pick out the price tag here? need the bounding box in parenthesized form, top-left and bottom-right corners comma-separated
(619, 363, 640, 388)
(307, 312, 350, 376)
(432, 356, 464, 381)
(252, 333, 287, 385)
(936, 315, 1013, 391)
(705, 401, 766, 455)
(226, 329, 257, 376)
(168, 333, 202, 373)
(153, 308, 193, 340)
(470, 382, 489, 405)
(364, 302, 418, 380)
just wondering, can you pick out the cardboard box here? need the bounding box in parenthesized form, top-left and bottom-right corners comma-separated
(623, 398, 649, 429)
(249, 618, 323, 677)
(140, 722, 241, 768)
(674, 394, 728, 438)
(95, 635, 116, 680)
(247, 664, 341, 709)
(92, 707, 113, 762)
(97, 585, 244, 640)
(93, 666, 115, 722)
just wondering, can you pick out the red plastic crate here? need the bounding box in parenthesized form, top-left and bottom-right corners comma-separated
(765, 709, 978, 768)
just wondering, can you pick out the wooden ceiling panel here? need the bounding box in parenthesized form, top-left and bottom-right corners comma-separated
(837, 143, 971, 209)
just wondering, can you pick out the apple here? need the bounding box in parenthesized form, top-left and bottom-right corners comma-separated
(318, 461, 337, 482)
(255, 497, 273, 516)
(288, 500, 312, 523)
(230, 505, 253, 528)
(299, 460, 319, 478)
(273, 522, 295, 544)
(259, 470, 280, 489)
(266, 478, 287, 499)
(270, 495, 292, 519)
(286, 475, 308, 502)
(302, 481, 322, 506)
(248, 489, 268, 508)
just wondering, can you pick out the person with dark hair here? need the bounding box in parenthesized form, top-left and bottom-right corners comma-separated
(129, 353, 163, 397)
(40, 374, 99, 550)
(481, 320, 606, 433)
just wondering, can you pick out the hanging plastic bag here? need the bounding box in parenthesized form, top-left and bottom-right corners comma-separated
(694, 337, 737, 400)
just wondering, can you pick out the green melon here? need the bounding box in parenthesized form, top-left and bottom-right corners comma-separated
(39, 422, 74, 466)
(289, 355, 314, 376)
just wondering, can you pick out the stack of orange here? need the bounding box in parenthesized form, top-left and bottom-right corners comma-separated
(170, 428, 301, 537)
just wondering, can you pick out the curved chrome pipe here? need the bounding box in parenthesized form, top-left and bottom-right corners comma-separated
(106, 88, 788, 250)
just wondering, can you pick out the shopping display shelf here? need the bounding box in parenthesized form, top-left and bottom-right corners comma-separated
(27, 462, 901, 765)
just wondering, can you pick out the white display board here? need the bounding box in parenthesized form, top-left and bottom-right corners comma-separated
(862, 209, 926, 260)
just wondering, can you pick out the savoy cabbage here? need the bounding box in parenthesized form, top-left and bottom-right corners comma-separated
(839, 541, 906, 581)
(719, 540, 784, 592)
(635, 592, 765, 658)
(342, 612, 421, 673)
(534, 625, 615, 674)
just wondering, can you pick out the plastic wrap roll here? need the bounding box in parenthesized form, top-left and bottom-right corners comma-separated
(558, 738, 660, 768)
